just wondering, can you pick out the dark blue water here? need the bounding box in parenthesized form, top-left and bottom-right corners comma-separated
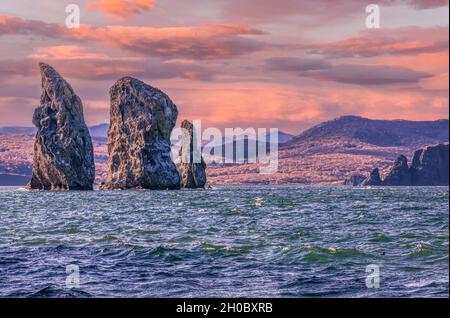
(0, 186, 448, 298)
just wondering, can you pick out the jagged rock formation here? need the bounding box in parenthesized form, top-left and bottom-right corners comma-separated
(361, 168, 383, 186)
(383, 155, 411, 186)
(29, 63, 95, 190)
(343, 173, 366, 186)
(360, 143, 449, 186)
(177, 120, 207, 189)
(100, 77, 180, 190)
(411, 143, 449, 185)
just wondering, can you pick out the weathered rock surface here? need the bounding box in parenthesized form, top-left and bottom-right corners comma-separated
(29, 63, 95, 190)
(383, 155, 411, 186)
(411, 143, 449, 186)
(361, 168, 383, 186)
(177, 120, 207, 189)
(359, 143, 449, 186)
(343, 173, 366, 186)
(101, 77, 180, 190)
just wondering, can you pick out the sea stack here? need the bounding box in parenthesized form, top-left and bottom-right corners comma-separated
(177, 120, 207, 189)
(29, 63, 95, 190)
(101, 77, 180, 190)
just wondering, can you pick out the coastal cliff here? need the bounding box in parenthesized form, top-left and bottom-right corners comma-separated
(359, 143, 449, 186)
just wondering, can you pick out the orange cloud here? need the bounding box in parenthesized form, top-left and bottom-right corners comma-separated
(27, 45, 145, 62)
(86, 0, 156, 19)
(0, 16, 265, 60)
(154, 78, 448, 134)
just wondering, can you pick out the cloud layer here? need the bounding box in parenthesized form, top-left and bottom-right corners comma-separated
(0, 1, 448, 131)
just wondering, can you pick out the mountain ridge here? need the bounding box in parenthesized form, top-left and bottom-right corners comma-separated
(283, 116, 449, 149)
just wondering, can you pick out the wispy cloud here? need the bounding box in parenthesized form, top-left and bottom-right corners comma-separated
(265, 57, 433, 85)
(86, 0, 157, 19)
(305, 64, 433, 85)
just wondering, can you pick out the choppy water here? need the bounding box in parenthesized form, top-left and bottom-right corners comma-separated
(0, 186, 448, 298)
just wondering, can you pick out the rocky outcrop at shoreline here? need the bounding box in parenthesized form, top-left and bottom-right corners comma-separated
(383, 155, 412, 186)
(358, 143, 449, 186)
(411, 143, 449, 186)
(177, 120, 207, 189)
(100, 77, 180, 190)
(29, 63, 95, 190)
(361, 168, 383, 186)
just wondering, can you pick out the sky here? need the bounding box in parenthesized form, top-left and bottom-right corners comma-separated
(0, 0, 448, 134)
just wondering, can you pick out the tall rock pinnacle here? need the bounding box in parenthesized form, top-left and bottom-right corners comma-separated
(177, 120, 207, 189)
(29, 63, 95, 190)
(100, 77, 180, 190)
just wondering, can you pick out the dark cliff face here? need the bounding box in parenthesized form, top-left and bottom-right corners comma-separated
(29, 63, 95, 190)
(383, 155, 412, 186)
(411, 143, 449, 186)
(101, 77, 180, 190)
(177, 120, 207, 189)
(360, 143, 449, 186)
(361, 168, 383, 186)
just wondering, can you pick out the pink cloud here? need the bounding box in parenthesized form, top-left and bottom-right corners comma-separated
(0, 57, 215, 81)
(0, 16, 266, 60)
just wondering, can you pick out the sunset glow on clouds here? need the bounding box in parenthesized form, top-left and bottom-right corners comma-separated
(0, 0, 448, 133)
(86, 0, 156, 19)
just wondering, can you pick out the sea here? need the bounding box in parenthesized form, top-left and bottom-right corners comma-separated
(0, 186, 448, 298)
